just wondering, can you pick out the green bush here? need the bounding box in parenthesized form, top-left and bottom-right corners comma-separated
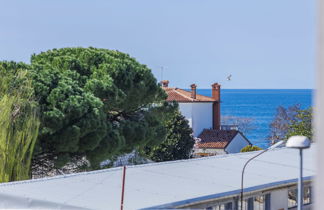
(240, 145, 262, 153)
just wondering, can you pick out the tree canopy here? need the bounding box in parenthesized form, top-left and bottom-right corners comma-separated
(269, 105, 312, 143)
(286, 108, 312, 140)
(29, 47, 176, 169)
(141, 111, 195, 162)
(268, 105, 301, 142)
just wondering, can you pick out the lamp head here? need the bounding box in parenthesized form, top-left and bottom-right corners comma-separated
(286, 136, 311, 149)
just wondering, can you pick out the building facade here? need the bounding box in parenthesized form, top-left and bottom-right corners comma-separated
(161, 81, 250, 155)
(194, 129, 251, 157)
(161, 80, 221, 137)
(177, 181, 312, 210)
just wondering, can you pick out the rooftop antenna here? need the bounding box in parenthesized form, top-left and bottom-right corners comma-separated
(160, 66, 164, 81)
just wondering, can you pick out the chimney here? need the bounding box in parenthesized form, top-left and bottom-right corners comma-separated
(211, 83, 221, 101)
(161, 80, 169, 88)
(190, 84, 197, 99)
(211, 83, 221, 130)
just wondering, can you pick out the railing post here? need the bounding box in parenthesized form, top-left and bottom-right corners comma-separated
(120, 166, 126, 210)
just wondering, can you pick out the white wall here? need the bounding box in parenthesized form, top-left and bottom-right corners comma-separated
(178, 103, 193, 128)
(225, 134, 250, 153)
(179, 102, 213, 137)
(194, 148, 227, 155)
(271, 189, 288, 210)
(182, 186, 313, 210)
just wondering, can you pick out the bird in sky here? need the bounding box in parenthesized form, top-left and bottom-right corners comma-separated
(227, 74, 232, 81)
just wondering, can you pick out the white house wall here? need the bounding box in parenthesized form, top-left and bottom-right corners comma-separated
(179, 102, 213, 137)
(194, 148, 227, 155)
(178, 103, 193, 128)
(225, 134, 250, 153)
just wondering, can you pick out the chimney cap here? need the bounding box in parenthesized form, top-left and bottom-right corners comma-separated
(190, 84, 197, 88)
(161, 80, 169, 87)
(212, 83, 221, 88)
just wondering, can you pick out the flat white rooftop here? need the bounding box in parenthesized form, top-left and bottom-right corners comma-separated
(0, 145, 315, 210)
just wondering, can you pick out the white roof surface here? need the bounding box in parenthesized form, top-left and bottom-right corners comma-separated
(0, 145, 315, 210)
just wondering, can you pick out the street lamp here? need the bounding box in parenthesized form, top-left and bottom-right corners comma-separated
(240, 141, 284, 210)
(286, 136, 311, 210)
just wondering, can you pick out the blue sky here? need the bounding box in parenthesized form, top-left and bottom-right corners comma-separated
(0, 0, 316, 89)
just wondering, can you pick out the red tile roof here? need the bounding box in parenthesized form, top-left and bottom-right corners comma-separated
(163, 87, 216, 102)
(197, 129, 240, 149)
(197, 142, 229, 149)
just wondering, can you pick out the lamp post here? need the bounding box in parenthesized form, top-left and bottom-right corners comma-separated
(240, 141, 284, 210)
(286, 136, 311, 210)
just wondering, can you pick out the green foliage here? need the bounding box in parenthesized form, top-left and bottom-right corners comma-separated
(0, 62, 40, 182)
(286, 108, 312, 141)
(29, 47, 175, 169)
(268, 105, 301, 142)
(240, 145, 262, 153)
(141, 111, 195, 162)
(269, 105, 312, 142)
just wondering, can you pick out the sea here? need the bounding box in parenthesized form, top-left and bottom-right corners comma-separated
(196, 89, 313, 148)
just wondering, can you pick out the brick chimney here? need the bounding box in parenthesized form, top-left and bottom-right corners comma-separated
(161, 80, 169, 88)
(190, 84, 197, 99)
(211, 83, 221, 101)
(211, 83, 221, 130)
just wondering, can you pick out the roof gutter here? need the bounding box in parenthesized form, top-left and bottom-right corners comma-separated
(140, 176, 313, 210)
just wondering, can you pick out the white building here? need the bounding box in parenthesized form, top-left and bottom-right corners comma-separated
(194, 129, 251, 157)
(161, 81, 250, 154)
(0, 145, 314, 210)
(161, 80, 221, 137)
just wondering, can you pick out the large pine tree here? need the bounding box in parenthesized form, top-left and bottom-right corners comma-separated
(29, 47, 176, 169)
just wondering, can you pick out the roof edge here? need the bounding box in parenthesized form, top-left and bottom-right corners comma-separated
(224, 132, 252, 151)
(0, 147, 297, 188)
(142, 176, 313, 209)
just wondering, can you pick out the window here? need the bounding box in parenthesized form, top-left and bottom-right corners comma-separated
(225, 202, 233, 210)
(208, 201, 233, 210)
(303, 186, 311, 205)
(288, 185, 312, 208)
(288, 188, 298, 208)
(253, 195, 264, 210)
(265, 194, 271, 210)
(243, 197, 254, 210)
(238, 194, 270, 210)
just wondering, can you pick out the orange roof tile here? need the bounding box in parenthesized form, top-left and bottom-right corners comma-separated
(197, 142, 228, 149)
(163, 87, 216, 102)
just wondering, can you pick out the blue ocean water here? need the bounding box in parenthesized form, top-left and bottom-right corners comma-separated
(196, 89, 313, 148)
